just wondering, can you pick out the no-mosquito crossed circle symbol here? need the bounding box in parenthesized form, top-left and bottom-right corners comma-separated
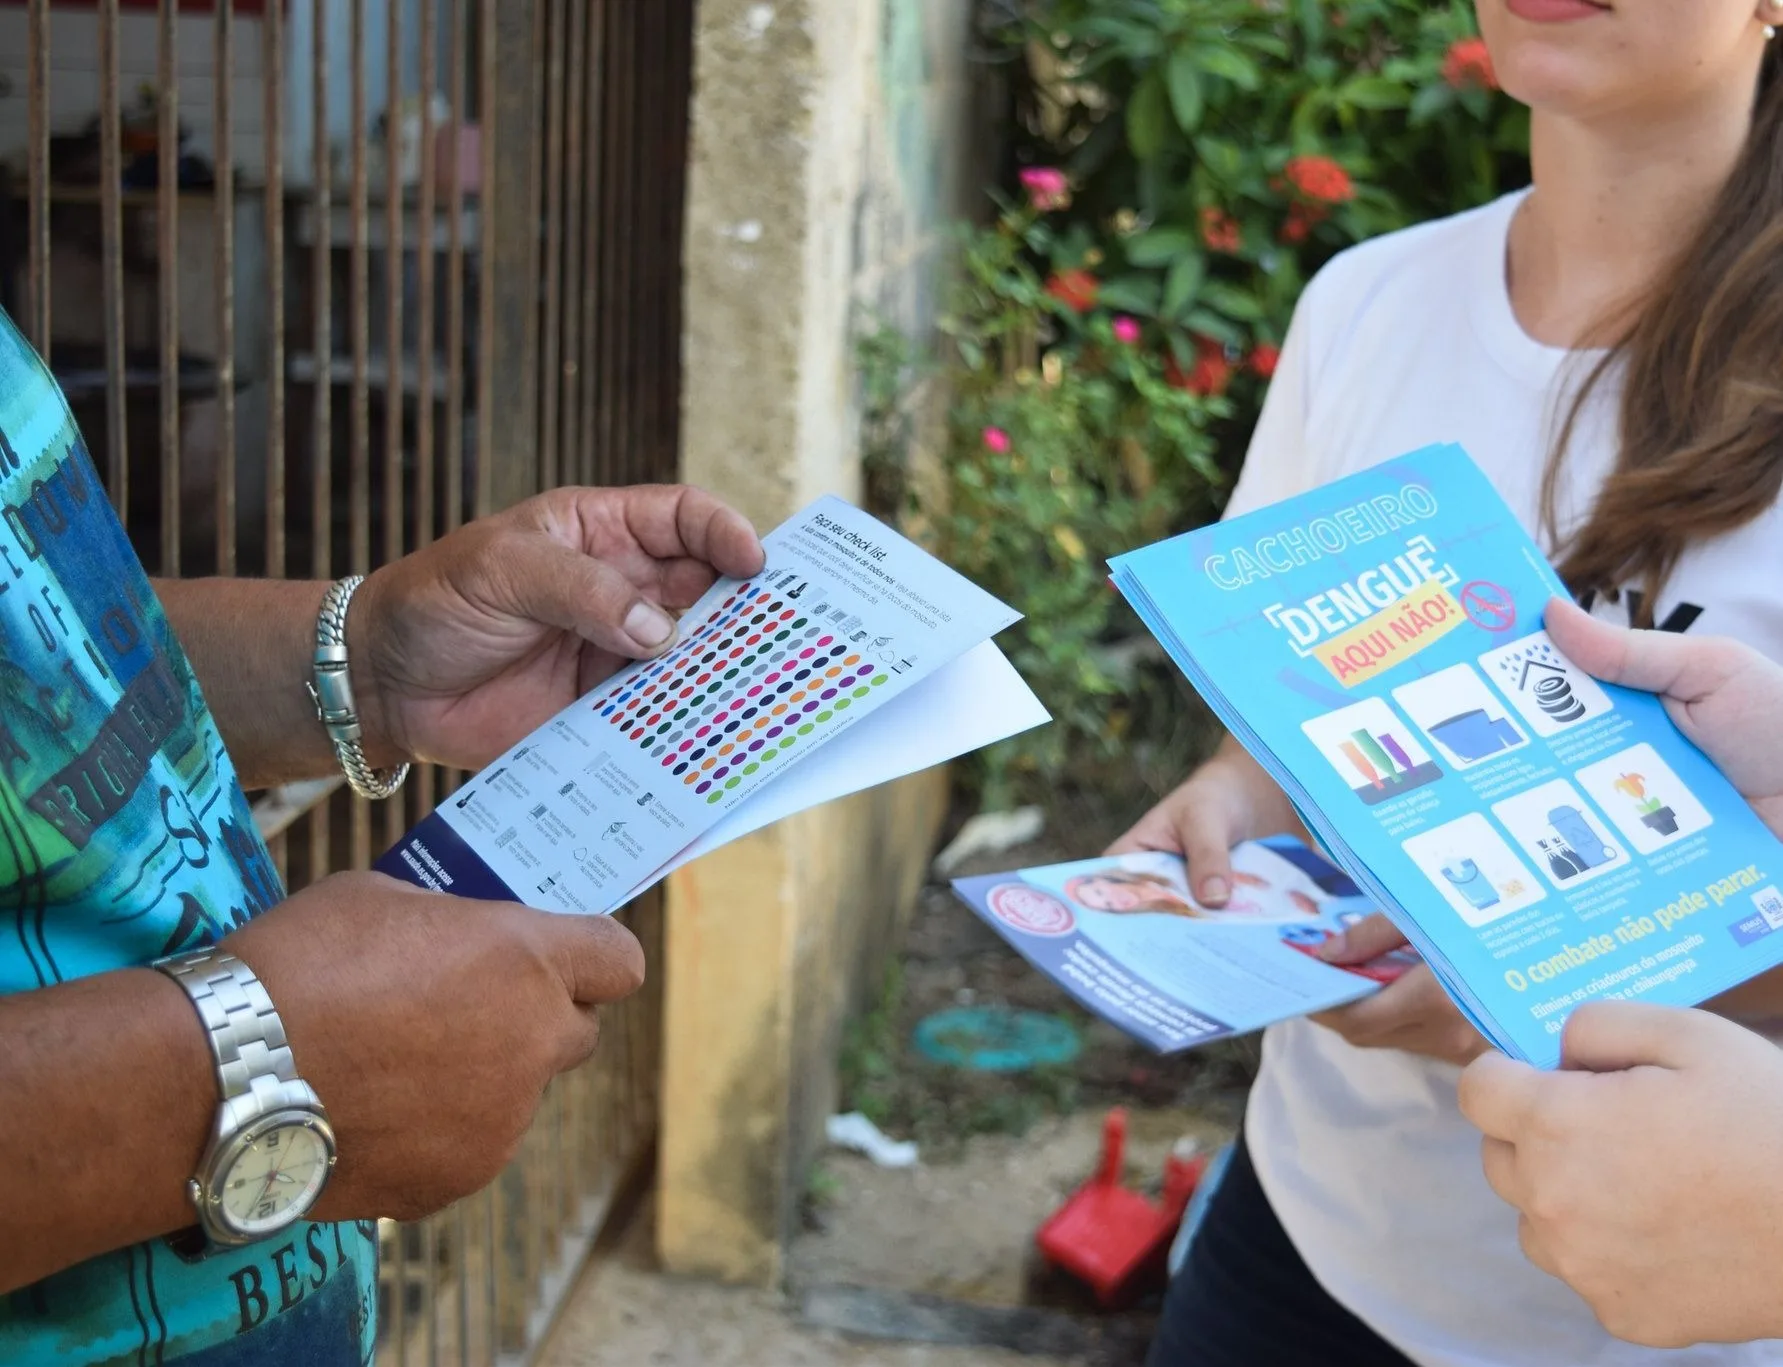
(1460, 580, 1517, 633)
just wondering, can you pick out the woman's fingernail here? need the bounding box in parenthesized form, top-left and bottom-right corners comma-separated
(1317, 932, 1348, 961)
(625, 601, 675, 649)
(1201, 876, 1230, 905)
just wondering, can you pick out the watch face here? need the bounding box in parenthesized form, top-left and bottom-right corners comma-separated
(218, 1120, 332, 1236)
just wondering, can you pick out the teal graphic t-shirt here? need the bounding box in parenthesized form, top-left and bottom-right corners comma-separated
(0, 310, 377, 1363)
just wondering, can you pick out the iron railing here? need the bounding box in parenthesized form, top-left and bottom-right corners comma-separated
(12, 0, 693, 1359)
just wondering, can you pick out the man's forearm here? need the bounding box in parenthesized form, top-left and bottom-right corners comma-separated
(156, 578, 400, 789)
(0, 969, 214, 1293)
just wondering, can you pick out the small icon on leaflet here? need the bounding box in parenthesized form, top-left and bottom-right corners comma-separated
(787, 582, 808, 600)
(529, 803, 547, 820)
(1478, 632, 1613, 737)
(602, 821, 626, 842)
(558, 781, 576, 797)
(537, 873, 559, 895)
(813, 602, 832, 617)
(637, 791, 654, 807)
(892, 658, 914, 674)
(849, 630, 870, 644)
(454, 790, 476, 810)
(872, 635, 893, 650)
(513, 747, 531, 761)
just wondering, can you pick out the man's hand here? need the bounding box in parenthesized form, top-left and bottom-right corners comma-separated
(0, 875, 644, 1292)
(1459, 1003, 1783, 1348)
(230, 873, 643, 1221)
(158, 485, 763, 788)
(354, 485, 764, 771)
(1306, 913, 1488, 1067)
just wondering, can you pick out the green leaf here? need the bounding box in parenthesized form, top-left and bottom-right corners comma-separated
(1193, 136, 1246, 182)
(1097, 274, 1164, 315)
(1340, 75, 1408, 110)
(1127, 71, 1170, 162)
(1166, 47, 1205, 132)
(1200, 281, 1264, 321)
(1409, 82, 1455, 128)
(1163, 253, 1206, 320)
(1183, 309, 1243, 347)
(1193, 44, 1261, 90)
(1125, 228, 1195, 267)
(1294, 0, 1326, 48)
(1288, 88, 1329, 149)
(1076, 16, 1164, 58)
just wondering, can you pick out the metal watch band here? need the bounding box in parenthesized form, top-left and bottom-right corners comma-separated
(153, 949, 299, 1104)
(310, 574, 410, 801)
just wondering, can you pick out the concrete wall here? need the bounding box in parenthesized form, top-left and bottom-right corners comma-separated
(662, 0, 988, 1285)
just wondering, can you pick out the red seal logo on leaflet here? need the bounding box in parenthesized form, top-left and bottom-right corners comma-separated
(986, 883, 1075, 937)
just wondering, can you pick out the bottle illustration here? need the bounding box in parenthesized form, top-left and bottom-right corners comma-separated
(1538, 838, 1586, 882)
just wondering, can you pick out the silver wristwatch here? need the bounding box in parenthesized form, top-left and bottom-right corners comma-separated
(155, 948, 337, 1248)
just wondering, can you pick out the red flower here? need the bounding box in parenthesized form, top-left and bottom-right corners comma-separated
(1250, 344, 1281, 379)
(1283, 155, 1354, 205)
(1020, 166, 1072, 212)
(1442, 37, 1498, 91)
(1166, 336, 1233, 398)
(982, 426, 1011, 454)
(1046, 268, 1099, 313)
(1200, 207, 1243, 254)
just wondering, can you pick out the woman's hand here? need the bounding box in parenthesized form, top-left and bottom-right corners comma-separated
(1307, 913, 1488, 1067)
(1460, 1003, 1783, 1348)
(1106, 735, 1303, 904)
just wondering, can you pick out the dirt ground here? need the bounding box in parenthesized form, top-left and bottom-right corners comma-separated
(540, 1204, 1059, 1367)
(544, 814, 1254, 1366)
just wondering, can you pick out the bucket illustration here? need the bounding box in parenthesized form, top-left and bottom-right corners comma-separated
(1428, 709, 1521, 762)
(1440, 858, 1500, 912)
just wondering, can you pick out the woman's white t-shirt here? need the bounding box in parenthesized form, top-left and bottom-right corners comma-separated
(1228, 190, 1783, 1367)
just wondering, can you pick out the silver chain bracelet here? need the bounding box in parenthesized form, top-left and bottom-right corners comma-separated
(307, 575, 411, 801)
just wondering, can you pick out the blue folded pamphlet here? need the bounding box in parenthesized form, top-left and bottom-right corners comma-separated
(1109, 443, 1783, 1067)
(951, 838, 1417, 1053)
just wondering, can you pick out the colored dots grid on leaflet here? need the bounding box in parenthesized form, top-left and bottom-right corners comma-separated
(595, 582, 888, 804)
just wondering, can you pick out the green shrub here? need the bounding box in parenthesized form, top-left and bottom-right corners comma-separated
(905, 0, 1529, 807)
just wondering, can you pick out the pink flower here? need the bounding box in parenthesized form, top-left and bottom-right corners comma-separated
(982, 426, 1012, 454)
(1112, 316, 1141, 345)
(1020, 166, 1071, 212)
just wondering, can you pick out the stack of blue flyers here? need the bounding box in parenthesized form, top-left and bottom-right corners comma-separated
(1110, 443, 1783, 1067)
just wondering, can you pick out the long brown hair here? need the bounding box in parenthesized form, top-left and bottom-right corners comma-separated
(1545, 43, 1783, 623)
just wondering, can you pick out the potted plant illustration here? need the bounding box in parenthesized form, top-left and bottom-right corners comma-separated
(1613, 772, 1678, 837)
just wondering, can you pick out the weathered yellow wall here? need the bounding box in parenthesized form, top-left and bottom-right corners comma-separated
(659, 775, 947, 1283)
(661, 0, 983, 1285)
